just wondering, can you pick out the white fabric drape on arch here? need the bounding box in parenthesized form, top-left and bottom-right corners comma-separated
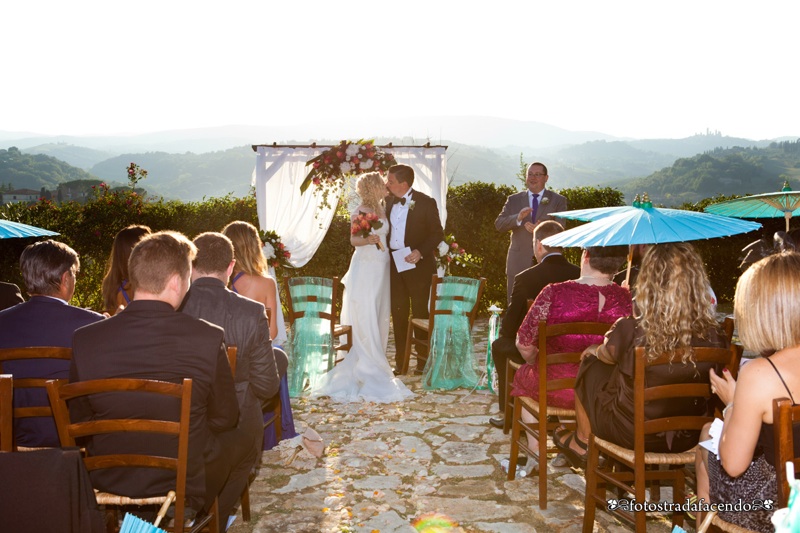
(252, 145, 447, 268)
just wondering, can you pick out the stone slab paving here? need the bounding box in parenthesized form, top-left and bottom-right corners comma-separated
(228, 320, 683, 533)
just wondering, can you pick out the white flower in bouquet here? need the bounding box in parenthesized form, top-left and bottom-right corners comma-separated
(339, 161, 353, 174)
(262, 242, 276, 260)
(359, 159, 374, 170)
(437, 241, 449, 257)
(345, 144, 360, 157)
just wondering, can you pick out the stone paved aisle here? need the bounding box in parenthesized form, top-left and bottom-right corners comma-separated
(228, 321, 679, 533)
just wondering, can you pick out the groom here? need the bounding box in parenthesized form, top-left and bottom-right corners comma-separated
(385, 164, 444, 374)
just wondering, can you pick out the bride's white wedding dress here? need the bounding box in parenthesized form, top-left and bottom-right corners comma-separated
(312, 214, 413, 403)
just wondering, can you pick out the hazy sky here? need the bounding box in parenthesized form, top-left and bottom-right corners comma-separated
(3, 1, 798, 140)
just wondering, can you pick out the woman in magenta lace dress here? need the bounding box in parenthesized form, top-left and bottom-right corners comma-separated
(510, 246, 631, 469)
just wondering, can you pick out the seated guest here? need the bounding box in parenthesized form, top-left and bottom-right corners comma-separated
(180, 232, 287, 518)
(510, 246, 631, 465)
(71, 231, 250, 531)
(489, 221, 580, 428)
(0, 240, 103, 447)
(0, 281, 24, 311)
(100, 224, 151, 315)
(558, 243, 727, 468)
(696, 252, 800, 531)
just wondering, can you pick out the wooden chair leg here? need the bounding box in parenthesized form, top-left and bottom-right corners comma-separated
(508, 400, 523, 481)
(538, 411, 547, 510)
(241, 484, 251, 522)
(583, 435, 600, 533)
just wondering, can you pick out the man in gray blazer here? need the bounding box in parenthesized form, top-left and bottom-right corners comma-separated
(495, 162, 568, 303)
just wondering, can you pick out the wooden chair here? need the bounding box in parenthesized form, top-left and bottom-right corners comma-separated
(501, 298, 537, 435)
(722, 317, 735, 345)
(46, 377, 218, 533)
(583, 345, 739, 533)
(399, 275, 486, 375)
(0, 374, 11, 452)
(284, 276, 352, 370)
(507, 320, 612, 511)
(0, 347, 72, 450)
(226, 346, 281, 523)
(774, 397, 800, 508)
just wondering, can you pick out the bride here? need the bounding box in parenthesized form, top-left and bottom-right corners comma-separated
(312, 173, 413, 403)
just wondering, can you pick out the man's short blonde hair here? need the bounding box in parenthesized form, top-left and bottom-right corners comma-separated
(734, 252, 800, 354)
(129, 231, 196, 295)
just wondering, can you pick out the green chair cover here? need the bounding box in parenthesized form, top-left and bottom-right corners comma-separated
(287, 277, 334, 397)
(421, 276, 482, 391)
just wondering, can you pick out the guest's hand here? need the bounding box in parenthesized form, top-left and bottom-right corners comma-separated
(524, 221, 537, 233)
(709, 367, 736, 405)
(517, 207, 532, 222)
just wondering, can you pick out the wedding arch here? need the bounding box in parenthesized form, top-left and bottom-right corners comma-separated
(251, 143, 448, 267)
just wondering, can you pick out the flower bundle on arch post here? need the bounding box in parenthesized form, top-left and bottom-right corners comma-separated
(300, 140, 397, 209)
(436, 234, 480, 276)
(258, 229, 292, 270)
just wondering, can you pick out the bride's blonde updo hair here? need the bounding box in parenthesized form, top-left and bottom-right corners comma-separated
(355, 173, 386, 216)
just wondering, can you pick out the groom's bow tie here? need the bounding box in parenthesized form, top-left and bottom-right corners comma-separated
(397, 197, 407, 206)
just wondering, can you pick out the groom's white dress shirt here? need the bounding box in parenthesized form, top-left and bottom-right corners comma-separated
(389, 190, 413, 250)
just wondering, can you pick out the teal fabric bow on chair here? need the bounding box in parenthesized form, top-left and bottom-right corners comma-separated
(284, 277, 352, 397)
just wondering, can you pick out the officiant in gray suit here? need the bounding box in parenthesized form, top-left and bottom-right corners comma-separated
(495, 162, 568, 304)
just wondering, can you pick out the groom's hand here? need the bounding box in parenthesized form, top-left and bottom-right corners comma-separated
(405, 249, 422, 264)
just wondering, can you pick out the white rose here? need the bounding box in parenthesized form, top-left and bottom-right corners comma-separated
(339, 162, 353, 174)
(345, 144, 360, 157)
(359, 159, 374, 170)
(262, 242, 275, 260)
(437, 241, 449, 256)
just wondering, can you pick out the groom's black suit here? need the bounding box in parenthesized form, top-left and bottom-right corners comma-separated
(387, 189, 444, 372)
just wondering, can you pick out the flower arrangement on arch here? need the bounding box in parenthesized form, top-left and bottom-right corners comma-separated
(300, 140, 397, 209)
(435, 234, 480, 276)
(258, 229, 293, 270)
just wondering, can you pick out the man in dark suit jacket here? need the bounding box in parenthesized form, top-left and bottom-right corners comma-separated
(0, 240, 103, 447)
(0, 281, 24, 311)
(180, 232, 286, 514)
(70, 231, 248, 531)
(495, 162, 568, 304)
(489, 221, 580, 428)
(386, 164, 445, 373)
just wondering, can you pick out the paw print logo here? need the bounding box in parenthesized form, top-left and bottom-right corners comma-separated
(607, 499, 618, 510)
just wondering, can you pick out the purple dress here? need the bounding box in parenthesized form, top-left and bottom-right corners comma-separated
(510, 281, 632, 409)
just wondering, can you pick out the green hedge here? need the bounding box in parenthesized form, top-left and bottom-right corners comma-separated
(0, 183, 763, 314)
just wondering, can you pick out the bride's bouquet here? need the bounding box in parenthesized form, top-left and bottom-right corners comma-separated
(351, 211, 384, 250)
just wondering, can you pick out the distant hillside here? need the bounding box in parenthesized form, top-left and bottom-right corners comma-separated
(90, 146, 255, 200)
(613, 140, 800, 206)
(0, 147, 98, 191)
(23, 143, 117, 170)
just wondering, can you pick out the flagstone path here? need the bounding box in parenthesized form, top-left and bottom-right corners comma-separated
(228, 320, 680, 533)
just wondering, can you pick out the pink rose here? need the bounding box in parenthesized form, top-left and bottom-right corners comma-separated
(451, 243, 458, 249)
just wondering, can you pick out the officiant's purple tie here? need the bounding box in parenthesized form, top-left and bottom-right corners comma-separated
(530, 193, 539, 224)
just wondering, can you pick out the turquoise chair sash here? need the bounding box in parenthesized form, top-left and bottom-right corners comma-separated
(287, 277, 334, 397)
(422, 276, 482, 390)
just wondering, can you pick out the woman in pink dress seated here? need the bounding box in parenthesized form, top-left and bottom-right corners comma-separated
(510, 246, 631, 469)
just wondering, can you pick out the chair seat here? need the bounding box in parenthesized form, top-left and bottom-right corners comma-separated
(95, 490, 169, 506)
(517, 395, 575, 418)
(593, 436, 698, 466)
(410, 318, 429, 329)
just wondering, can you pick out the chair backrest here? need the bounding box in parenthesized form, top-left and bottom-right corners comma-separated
(773, 397, 800, 508)
(428, 275, 487, 330)
(632, 345, 737, 453)
(283, 276, 339, 326)
(46, 377, 193, 533)
(722, 317, 735, 345)
(0, 347, 72, 449)
(226, 346, 237, 377)
(536, 320, 612, 405)
(0, 374, 11, 452)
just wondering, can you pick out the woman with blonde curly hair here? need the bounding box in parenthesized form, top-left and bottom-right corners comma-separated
(695, 252, 800, 531)
(554, 242, 729, 467)
(222, 220, 285, 346)
(312, 172, 412, 403)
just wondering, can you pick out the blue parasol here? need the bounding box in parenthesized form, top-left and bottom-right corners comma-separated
(544, 195, 761, 248)
(704, 182, 800, 232)
(0, 219, 59, 239)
